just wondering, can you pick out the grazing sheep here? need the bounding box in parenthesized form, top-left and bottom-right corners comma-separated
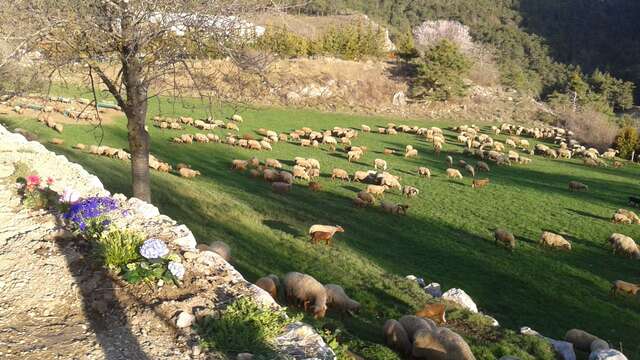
(539, 231, 571, 250)
(405, 149, 418, 158)
(353, 197, 369, 208)
(331, 168, 350, 181)
(446, 168, 463, 180)
(403, 186, 419, 198)
(568, 181, 588, 191)
(398, 315, 437, 342)
(381, 201, 409, 215)
(271, 182, 292, 194)
(309, 225, 345, 246)
(293, 165, 311, 181)
(464, 164, 475, 177)
(446, 155, 453, 168)
(494, 229, 515, 251)
(367, 184, 388, 197)
(357, 191, 375, 205)
(306, 168, 320, 179)
(263, 168, 280, 182)
(412, 327, 475, 360)
(418, 167, 431, 178)
(324, 284, 360, 315)
(209, 241, 231, 261)
(308, 181, 322, 192)
(249, 169, 261, 178)
(383, 319, 412, 356)
(231, 159, 248, 171)
(353, 170, 371, 182)
(433, 142, 443, 156)
(73, 143, 86, 150)
(307, 158, 320, 169)
(612, 209, 640, 224)
(564, 329, 602, 352)
(608, 233, 640, 258)
(374, 158, 388, 170)
(458, 159, 467, 167)
(179, 168, 200, 178)
(255, 274, 280, 300)
(300, 139, 311, 147)
(348, 150, 361, 162)
(610, 280, 640, 297)
(279, 171, 294, 185)
(384, 148, 395, 155)
(282, 272, 327, 319)
(472, 178, 490, 188)
(157, 163, 172, 172)
(378, 173, 402, 191)
(50, 138, 64, 145)
(361, 124, 371, 132)
(260, 140, 273, 151)
(415, 303, 447, 324)
(248, 157, 260, 168)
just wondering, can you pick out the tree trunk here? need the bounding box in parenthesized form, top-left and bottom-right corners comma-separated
(126, 106, 151, 202)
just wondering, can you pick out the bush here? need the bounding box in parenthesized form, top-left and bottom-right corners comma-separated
(196, 297, 301, 355)
(555, 107, 618, 151)
(94, 229, 145, 272)
(615, 126, 639, 159)
(411, 39, 472, 100)
(255, 27, 310, 58)
(312, 23, 386, 60)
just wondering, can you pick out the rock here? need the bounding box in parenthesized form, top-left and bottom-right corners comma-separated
(285, 92, 302, 104)
(442, 288, 478, 313)
(127, 197, 160, 218)
(424, 283, 442, 298)
(248, 284, 278, 308)
(274, 322, 335, 360)
(175, 311, 195, 328)
(590, 339, 610, 352)
(171, 224, 197, 251)
(237, 353, 253, 360)
(547, 338, 576, 360)
(392, 91, 407, 106)
(589, 349, 628, 360)
(484, 314, 499, 327)
(406, 275, 417, 281)
(0, 163, 15, 178)
(300, 84, 332, 98)
(520, 327, 541, 336)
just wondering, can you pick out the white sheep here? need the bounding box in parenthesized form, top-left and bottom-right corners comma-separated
(374, 158, 387, 170)
(446, 168, 463, 180)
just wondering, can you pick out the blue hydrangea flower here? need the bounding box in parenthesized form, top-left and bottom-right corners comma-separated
(139, 238, 169, 259)
(168, 261, 185, 280)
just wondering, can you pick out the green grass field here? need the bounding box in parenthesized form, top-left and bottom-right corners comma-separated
(3, 95, 640, 359)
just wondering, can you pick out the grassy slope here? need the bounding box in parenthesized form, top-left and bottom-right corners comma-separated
(3, 97, 640, 358)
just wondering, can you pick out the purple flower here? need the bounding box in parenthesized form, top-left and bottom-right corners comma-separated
(63, 196, 118, 230)
(139, 238, 169, 259)
(168, 261, 185, 280)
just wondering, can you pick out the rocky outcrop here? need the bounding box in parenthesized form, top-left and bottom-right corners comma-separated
(0, 124, 334, 359)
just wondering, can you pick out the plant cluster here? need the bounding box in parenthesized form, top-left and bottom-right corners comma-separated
(15, 174, 57, 210)
(63, 196, 119, 240)
(121, 238, 185, 285)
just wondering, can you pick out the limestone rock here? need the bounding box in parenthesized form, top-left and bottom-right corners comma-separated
(175, 311, 195, 328)
(589, 349, 628, 360)
(442, 288, 478, 313)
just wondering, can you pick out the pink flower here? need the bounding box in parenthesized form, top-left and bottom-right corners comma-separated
(26, 175, 41, 187)
(46, 177, 54, 186)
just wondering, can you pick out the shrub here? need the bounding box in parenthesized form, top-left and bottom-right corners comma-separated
(615, 126, 639, 159)
(255, 27, 309, 58)
(196, 297, 301, 355)
(312, 23, 386, 60)
(94, 229, 145, 272)
(555, 107, 619, 151)
(411, 39, 472, 100)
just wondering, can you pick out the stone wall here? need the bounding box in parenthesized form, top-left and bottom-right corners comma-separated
(0, 123, 334, 359)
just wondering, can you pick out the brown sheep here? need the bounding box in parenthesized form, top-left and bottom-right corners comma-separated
(357, 191, 375, 205)
(610, 280, 640, 297)
(231, 159, 248, 171)
(255, 274, 281, 300)
(271, 182, 292, 194)
(539, 231, 572, 250)
(418, 167, 431, 178)
(283, 272, 327, 319)
(308, 181, 322, 192)
(309, 225, 345, 246)
(209, 241, 231, 262)
(324, 284, 360, 315)
(415, 303, 447, 324)
(384, 148, 394, 155)
(331, 168, 350, 181)
(568, 181, 588, 191)
(263, 168, 280, 182)
(564, 329, 603, 352)
(353, 197, 368, 208)
(476, 161, 490, 172)
(50, 138, 64, 145)
(381, 201, 409, 215)
(398, 315, 437, 342)
(412, 327, 475, 360)
(494, 229, 515, 251)
(471, 179, 490, 188)
(383, 319, 411, 356)
(279, 171, 294, 185)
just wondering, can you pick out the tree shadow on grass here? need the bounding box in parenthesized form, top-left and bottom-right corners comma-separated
(565, 208, 610, 221)
(263, 219, 303, 237)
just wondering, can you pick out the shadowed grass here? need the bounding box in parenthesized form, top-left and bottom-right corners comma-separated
(3, 98, 640, 358)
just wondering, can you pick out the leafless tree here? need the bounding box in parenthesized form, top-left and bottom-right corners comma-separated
(5, 0, 274, 201)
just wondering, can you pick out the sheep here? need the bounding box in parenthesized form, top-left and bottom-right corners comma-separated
(608, 233, 640, 258)
(611, 280, 640, 297)
(405, 149, 418, 158)
(568, 181, 588, 192)
(309, 225, 345, 246)
(353, 197, 369, 208)
(539, 231, 572, 250)
(564, 329, 603, 352)
(209, 241, 231, 261)
(398, 315, 437, 342)
(331, 168, 350, 181)
(612, 209, 640, 224)
(348, 150, 361, 162)
(374, 158, 387, 170)
(180, 134, 194, 143)
(446, 155, 453, 168)
(412, 327, 475, 360)
(464, 164, 475, 177)
(263, 168, 280, 182)
(279, 171, 294, 185)
(179, 168, 200, 178)
(357, 191, 375, 205)
(418, 167, 431, 178)
(194, 133, 209, 143)
(255, 274, 281, 300)
(472, 179, 490, 188)
(260, 140, 273, 151)
(433, 142, 443, 156)
(307, 158, 320, 169)
(157, 163, 172, 172)
(247, 140, 262, 150)
(353, 170, 371, 183)
(366, 184, 388, 197)
(292, 165, 310, 181)
(494, 229, 515, 251)
(584, 158, 599, 167)
(415, 303, 446, 324)
(249, 169, 261, 178)
(378, 173, 402, 191)
(306, 168, 320, 179)
(248, 157, 260, 168)
(73, 143, 86, 150)
(324, 284, 360, 315)
(300, 139, 311, 147)
(383, 319, 412, 356)
(381, 201, 409, 215)
(446, 168, 463, 180)
(361, 124, 371, 132)
(506, 138, 517, 148)
(264, 158, 282, 169)
(271, 182, 292, 194)
(403, 186, 419, 198)
(308, 181, 322, 192)
(231, 159, 248, 171)
(283, 272, 327, 319)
